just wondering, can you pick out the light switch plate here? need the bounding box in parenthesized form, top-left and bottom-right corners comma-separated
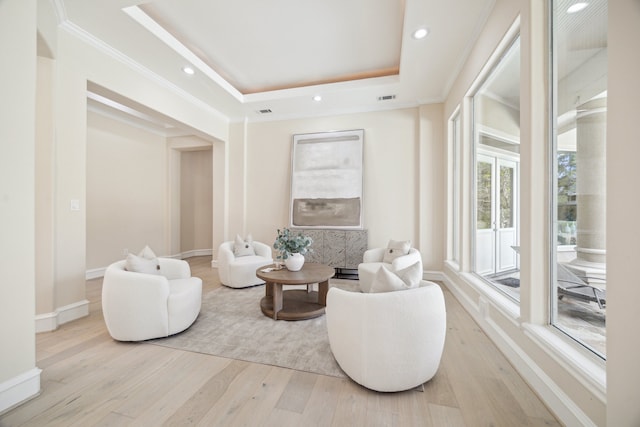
(70, 199, 80, 211)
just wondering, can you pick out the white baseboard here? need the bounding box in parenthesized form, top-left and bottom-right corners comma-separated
(34, 312, 58, 333)
(211, 259, 218, 268)
(35, 299, 90, 333)
(86, 267, 105, 280)
(0, 368, 42, 415)
(180, 249, 212, 259)
(58, 300, 90, 325)
(423, 270, 445, 282)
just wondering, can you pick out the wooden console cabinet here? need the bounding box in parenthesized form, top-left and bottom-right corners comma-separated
(299, 229, 368, 278)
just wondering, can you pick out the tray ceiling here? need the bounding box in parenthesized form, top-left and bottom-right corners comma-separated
(56, 0, 496, 124)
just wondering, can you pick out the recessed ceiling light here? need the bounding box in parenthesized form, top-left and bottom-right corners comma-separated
(567, 2, 588, 13)
(312, 95, 322, 102)
(412, 27, 429, 40)
(182, 66, 195, 75)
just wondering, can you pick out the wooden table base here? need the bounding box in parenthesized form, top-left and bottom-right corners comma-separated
(260, 281, 329, 320)
(256, 263, 335, 321)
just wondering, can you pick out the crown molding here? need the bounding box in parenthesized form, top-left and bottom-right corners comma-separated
(122, 6, 244, 103)
(50, 0, 67, 24)
(58, 19, 229, 127)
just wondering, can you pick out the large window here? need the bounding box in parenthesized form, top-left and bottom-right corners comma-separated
(472, 36, 521, 302)
(551, 0, 607, 358)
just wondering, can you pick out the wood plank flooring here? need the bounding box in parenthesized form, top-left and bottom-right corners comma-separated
(0, 256, 562, 426)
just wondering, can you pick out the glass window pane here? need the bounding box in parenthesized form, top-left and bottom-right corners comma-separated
(452, 112, 461, 263)
(551, 0, 607, 358)
(472, 36, 521, 303)
(500, 165, 514, 228)
(477, 161, 493, 230)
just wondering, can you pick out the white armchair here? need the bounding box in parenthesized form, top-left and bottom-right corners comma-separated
(102, 258, 202, 341)
(326, 281, 446, 392)
(217, 240, 273, 288)
(358, 247, 423, 292)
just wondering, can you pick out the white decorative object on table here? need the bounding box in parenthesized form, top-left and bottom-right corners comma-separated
(284, 252, 305, 271)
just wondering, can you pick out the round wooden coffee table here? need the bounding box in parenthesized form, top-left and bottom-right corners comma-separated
(256, 263, 335, 320)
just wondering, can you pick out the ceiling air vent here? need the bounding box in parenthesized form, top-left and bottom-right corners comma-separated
(258, 109, 272, 114)
(377, 95, 396, 101)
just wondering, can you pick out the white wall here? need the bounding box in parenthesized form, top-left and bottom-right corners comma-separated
(0, 0, 40, 413)
(418, 104, 446, 273)
(239, 108, 440, 267)
(86, 115, 215, 271)
(32, 10, 229, 329)
(220, 107, 445, 273)
(52, 31, 90, 319)
(35, 56, 55, 316)
(180, 149, 213, 252)
(606, 1, 640, 425)
(225, 122, 248, 242)
(86, 112, 168, 269)
(477, 94, 520, 139)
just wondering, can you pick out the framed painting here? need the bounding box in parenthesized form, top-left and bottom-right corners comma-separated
(290, 129, 364, 229)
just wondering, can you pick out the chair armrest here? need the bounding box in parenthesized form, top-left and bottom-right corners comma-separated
(326, 288, 367, 380)
(391, 248, 422, 271)
(253, 241, 273, 259)
(159, 258, 191, 280)
(103, 268, 171, 299)
(363, 248, 385, 263)
(102, 267, 171, 341)
(218, 242, 235, 265)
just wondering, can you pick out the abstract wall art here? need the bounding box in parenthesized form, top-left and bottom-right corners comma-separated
(290, 129, 364, 229)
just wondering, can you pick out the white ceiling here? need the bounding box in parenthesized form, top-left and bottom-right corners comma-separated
(139, 0, 404, 95)
(56, 0, 496, 129)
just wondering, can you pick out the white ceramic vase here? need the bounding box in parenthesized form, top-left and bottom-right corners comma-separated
(285, 253, 305, 271)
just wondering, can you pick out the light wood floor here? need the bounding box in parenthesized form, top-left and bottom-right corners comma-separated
(1, 256, 561, 427)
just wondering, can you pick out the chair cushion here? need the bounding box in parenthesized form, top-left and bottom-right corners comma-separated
(370, 262, 421, 293)
(395, 261, 422, 288)
(358, 262, 387, 293)
(370, 265, 408, 293)
(234, 234, 256, 257)
(125, 253, 160, 274)
(382, 240, 411, 263)
(226, 254, 272, 288)
(138, 245, 158, 259)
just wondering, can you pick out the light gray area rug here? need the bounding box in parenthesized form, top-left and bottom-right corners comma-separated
(148, 280, 360, 378)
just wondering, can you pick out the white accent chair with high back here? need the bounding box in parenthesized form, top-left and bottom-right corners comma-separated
(358, 240, 423, 293)
(326, 280, 446, 392)
(102, 257, 202, 341)
(217, 235, 273, 288)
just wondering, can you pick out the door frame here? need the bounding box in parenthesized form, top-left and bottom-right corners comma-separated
(474, 142, 520, 276)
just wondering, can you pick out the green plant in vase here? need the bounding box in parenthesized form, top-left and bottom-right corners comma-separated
(273, 228, 313, 271)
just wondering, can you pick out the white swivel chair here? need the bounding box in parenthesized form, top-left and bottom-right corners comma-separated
(358, 247, 423, 293)
(326, 280, 446, 392)
(217, 240, 273, 288)
(102, 258, 202, 341)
